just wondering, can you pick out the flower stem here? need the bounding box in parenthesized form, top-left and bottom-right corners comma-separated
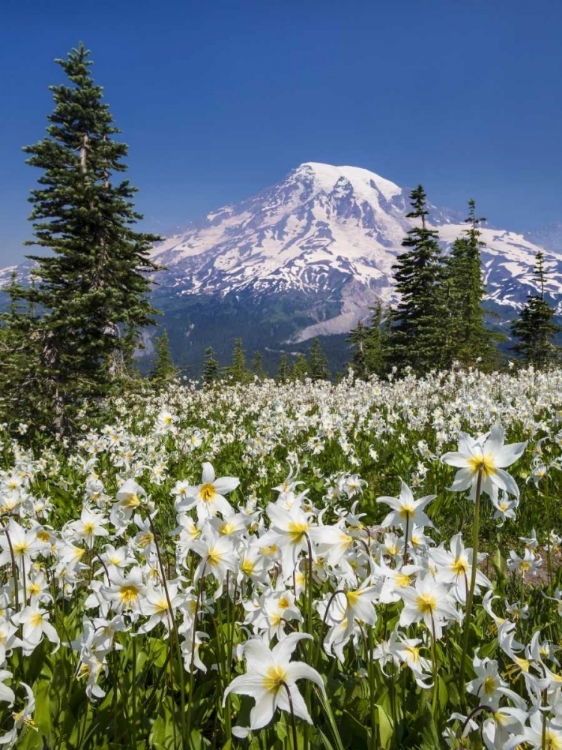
(458, 467, 483, 698)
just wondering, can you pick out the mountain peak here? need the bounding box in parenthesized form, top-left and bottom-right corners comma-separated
(291, 162, 403, 203)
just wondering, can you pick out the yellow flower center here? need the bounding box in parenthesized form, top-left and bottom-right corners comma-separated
(220, 521, 236, 536)
(13, 541, 29, 556)
(483, 675, 497, 695)
(519, 561, 531, 573)
(29, 583, 41, 597)
(416, 593, 437, 615)
(451, 557, 469, 576)
(399, 505, 415, 520)
(262, 664, 288, 693)
(396, 573, 411, 587)
(207, 547, 223, 566)
(123, 495, 140, 508)
(287, 521, 309, 543)
(120, 584, 140, 606)
(37, 531, 50, 543)
(346, 590, 361, 607)
(278, 596, 290, 610)
(241, 559, 254, 575)
(200, 484, 216, 503)
(404, 645, 420, 664)
(83, 522, 96, 535)
(30, 613, 44, 628)
(467, 454, 496, 477)
(137, 532, 154, 548)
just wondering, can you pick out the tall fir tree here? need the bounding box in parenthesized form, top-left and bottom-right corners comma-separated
(385, 186, 447, 374)
(150, 330, 176, 382)
(202, 346, 219, 386)
(511, 251, 561, 367)
(277, 353, 289, 383)
(348, 301, 386, 378)
(3, 43, 161, 434)
(290, 353, 309, 381)
(225, 339, 250, 383)
(308, 338, 329, 380)
(445, 200, 498, 367)
(251, 350, 265, 380)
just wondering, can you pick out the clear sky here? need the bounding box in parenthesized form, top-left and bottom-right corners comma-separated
(1, 0, 562, 263)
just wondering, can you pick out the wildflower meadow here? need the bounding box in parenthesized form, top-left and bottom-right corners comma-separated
(0, 366, 562, 749)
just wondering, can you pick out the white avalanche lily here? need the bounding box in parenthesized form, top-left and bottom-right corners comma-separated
(441, 422, 527, 501)
(178, 462, 239, 521)
(224, 633, 325, 731)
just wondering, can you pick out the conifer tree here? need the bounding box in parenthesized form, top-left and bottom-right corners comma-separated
(349, 303, 386, 379)
(4, 43, 161, 434)
(511, 251, 561, 367)
(151, 330, 176, 382)
(202, 347, 219, 386)
(225, 339, 249, 383)
(445, 200, 497, 367)
(251, 351, 265, 379)
(386, 186, 447, 374)
(290, 353, 309, 381)
(277, 353, 289, 383)
(348, 321, 370, 379)
(308, 338, 329, 380)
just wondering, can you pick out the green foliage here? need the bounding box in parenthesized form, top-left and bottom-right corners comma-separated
(308, 337, 330, 380)
(224, 338, 252, 383)
(1, 43, 161, 436)
(348, 301, 386, 378)
(202, 346, 220, 386)
(444, 200, 499, 368)
(150, 330, 176, 382)
(385, 186, 448, 374)
(511, 250, 561, 367)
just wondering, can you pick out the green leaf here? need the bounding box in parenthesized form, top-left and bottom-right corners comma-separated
(377, 704, 393, 749)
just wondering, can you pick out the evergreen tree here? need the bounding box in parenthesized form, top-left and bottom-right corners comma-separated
(277, 353, 289, 383)
(445, 200, 497, 367)
(4, 43, 161, 434)
(308, 338, 329, 380)
(202, 347, 219, 386)
(385, 186, 447, 374)
(511, 251, 561, 367)
(225, 339, 249, 383)
(349, 303, 386, 379)
(348, 321, 370, 379)
(251, 350, 265, 379)
(290, 353, 309, 381)
(151, 330, 176, 382)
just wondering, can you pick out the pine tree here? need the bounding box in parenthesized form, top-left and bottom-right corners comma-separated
(251, 350, 265, 379)
(511, 251, 561, 367)
(277, 353, 289, 383)
(445, 200, 497, 367)
(349, 303, 386, 379)
(386, 186, 447, 374)
(4, 43, 161, 434)
(225, 339, 249, 383)
(348, 321, 370, 379)
(151, 330, 176, 382)
(202, 347, 219, 386)
(308, 338, 329, 380)
(290, 353, 309, 381)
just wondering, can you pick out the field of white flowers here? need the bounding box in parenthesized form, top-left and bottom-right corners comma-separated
(0, 366, 561, 749)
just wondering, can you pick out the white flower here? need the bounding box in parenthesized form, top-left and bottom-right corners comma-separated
(12, 604, 60, 656)
(224, 633, 325, 731)
(441, 423, 527, 501)
(177, 463, 239, 521)
(376, 481, 434, 531)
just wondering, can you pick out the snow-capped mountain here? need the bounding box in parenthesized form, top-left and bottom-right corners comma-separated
(151, 162, 562, 342)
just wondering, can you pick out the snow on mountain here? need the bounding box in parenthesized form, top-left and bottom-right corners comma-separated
(151, 162, 562, 341)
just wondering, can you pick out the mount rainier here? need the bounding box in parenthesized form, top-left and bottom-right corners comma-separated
(3, 162, 562, 374)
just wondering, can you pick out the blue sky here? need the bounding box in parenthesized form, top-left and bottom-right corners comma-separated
(1, 0, 562, 263)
